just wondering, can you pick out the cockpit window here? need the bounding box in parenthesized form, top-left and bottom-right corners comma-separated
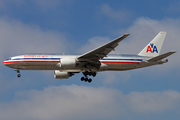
(7, 58, 11, 60)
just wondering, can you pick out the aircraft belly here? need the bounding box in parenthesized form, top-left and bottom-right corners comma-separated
(106, 63, 141, 70)
(5, 62, 58, 70)
(5, 62, 83, 71)
(105, 61, 162, 71)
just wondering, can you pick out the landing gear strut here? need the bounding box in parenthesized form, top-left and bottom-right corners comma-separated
(15, 69, 21, 78)
(81, 71, 96, 83)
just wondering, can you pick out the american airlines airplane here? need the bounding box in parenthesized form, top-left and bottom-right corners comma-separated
(3, 32, 176, 83)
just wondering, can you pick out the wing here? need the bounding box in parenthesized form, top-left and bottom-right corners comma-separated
(78, 34, 130, 60)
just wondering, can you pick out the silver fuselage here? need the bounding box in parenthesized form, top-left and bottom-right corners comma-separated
(3, 54, 166, 72)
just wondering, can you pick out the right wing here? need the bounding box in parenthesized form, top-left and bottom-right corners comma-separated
(78, 34, 130, 60)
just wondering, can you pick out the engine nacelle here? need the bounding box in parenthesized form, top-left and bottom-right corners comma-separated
(57, 58, 77, 68)
(54, 70, 74, 79)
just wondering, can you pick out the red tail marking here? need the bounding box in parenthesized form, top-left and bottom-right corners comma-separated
(146, 46, 152, 53)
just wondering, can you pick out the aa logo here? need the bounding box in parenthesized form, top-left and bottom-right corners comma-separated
(146, 43, 158, 53)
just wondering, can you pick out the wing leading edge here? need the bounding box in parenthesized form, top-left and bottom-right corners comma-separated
(78, 34, 130, 60)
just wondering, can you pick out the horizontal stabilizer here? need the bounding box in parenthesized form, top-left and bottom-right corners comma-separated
(147, 51, 176, 62)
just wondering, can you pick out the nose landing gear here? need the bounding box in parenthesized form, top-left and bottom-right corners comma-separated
(17, 73, 21, 78)
(15, 69, 21, 78)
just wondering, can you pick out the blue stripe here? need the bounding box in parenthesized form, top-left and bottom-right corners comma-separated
(12, 58, 60, 60)
(101, 58, 143, 61)
(11, 58, 143, 61)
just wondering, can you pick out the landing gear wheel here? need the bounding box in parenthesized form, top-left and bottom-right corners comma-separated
(17, 74, 21, 78)
(88, 78, 92, 83)
(15, 69, 21, 78)
(81, 71, 94, 83)
(81, 77, 84, 81)
(84, 78, 88, 82)
(92, 72, 96, 77)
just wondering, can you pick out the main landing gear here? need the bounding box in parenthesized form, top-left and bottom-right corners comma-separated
(81, 71, 96, 83)
(15, 69, 21, 78)
(81, 77, 92, 83)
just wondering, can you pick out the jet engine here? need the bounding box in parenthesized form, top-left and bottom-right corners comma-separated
(54, 70, 74, 79)
(57, 58, 78, 68)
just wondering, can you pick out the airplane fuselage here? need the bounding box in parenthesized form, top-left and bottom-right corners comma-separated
(3, 54, 166, 72)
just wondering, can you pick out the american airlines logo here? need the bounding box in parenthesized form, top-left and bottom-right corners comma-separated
(146, 43, 158, 53)
(24, 55, 48, 58)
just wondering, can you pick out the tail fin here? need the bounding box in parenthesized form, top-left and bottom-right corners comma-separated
(138, 31, 166, 57)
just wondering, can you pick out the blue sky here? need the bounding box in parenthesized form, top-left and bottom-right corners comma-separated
(0, 0, 180, 120)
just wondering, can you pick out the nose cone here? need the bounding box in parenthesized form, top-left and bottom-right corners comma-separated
(3, 60, 8, 66)
(3, 58, 12, 66)
(3, 59, 16, 69)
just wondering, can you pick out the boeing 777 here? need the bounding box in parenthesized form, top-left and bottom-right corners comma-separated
(3, 32, 176, 83)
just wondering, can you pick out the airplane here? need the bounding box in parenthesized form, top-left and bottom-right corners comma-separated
(3, 31, 176, 83)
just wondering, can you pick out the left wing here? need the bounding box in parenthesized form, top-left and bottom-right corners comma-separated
(78, 34, 130, 60)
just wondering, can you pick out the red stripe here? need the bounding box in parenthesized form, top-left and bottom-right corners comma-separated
(3, 60, 60, 64)
(100, 61, 140, 64)
(4, 60, 140, 64)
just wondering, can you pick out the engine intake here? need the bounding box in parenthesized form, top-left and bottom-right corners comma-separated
(54, 70, 74, 79)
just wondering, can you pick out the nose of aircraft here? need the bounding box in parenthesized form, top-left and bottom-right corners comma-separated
(3, 60, 7, 65)
(3, 58, 12, 65)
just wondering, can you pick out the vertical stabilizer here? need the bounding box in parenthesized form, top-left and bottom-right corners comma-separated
(138, 31, 166, 57)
